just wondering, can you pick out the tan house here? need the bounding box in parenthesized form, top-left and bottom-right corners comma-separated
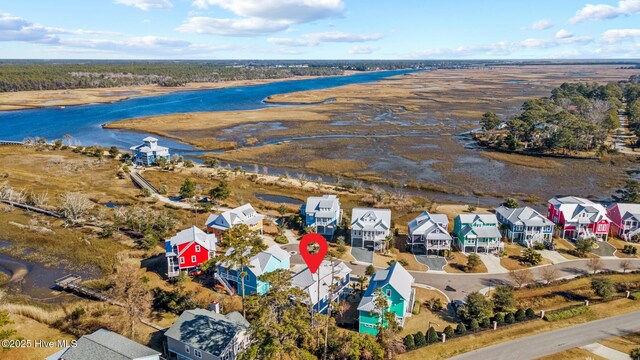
(206, 203, 264, 238)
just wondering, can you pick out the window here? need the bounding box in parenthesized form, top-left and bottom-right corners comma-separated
(179, 257, 185, 264)
(195, 245, 201, 252)
(185, 345, 190, 353)
(194, 349, 202, 358)
(386, 289, 391, 297)
(191, 255, 197, 263)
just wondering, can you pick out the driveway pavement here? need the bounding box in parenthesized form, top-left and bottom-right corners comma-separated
(539, 250, 569, 264)
(449, 310, 640, 360)
(580, 343, 630, 360)
(414, 254, 447, 271)
(591, 241, 617, 257)
(350, 241, 374, 264)
(477, 253, 509, 274)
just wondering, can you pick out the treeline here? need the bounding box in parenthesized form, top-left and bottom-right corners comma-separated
(0, 62, 345, 92)
(481, 75, 640, 154)
(626, 75, 640, 137)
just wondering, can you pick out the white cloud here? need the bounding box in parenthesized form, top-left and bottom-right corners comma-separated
(268, 31, 382, 46)
(114, 0, 173, 11)
(182, 0, 345, 36)
(176, 17, 290, 36)
(529, 19, 553, 30)
(600, 28, 640, 43)
(555, 29, 572, 39)
(570, 0, 640, 23)
(348, 45, 378, 55)
(520, 38, 555, 48)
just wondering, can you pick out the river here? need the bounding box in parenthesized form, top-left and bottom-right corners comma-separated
(0, 70, 413, 149)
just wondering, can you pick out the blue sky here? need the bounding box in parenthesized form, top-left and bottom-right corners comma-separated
(2, 0, 640, 59)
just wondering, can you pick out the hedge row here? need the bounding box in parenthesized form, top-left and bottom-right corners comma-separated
(630, 292, 640, 301)
(543, 306, 589, 321)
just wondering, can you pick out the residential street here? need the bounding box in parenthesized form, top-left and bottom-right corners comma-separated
(449, 310, 640, 360)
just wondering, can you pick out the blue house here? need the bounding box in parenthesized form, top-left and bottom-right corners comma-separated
(217, 245, 290, 296)
(496, 206, 554, 247)
(302, 195, 343, 238)
(130, 136, 170, 166)
(291, 260, 352, 314)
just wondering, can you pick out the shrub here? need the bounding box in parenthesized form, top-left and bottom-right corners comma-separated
(398, 259, 410, 267)
(630, 292, 640, 300)
(493, 312, 505, 324)
(274, 235, 288, 244)
(466, 254, 481, 271)
(456, 323, 467, 335)
(413, 331, 426, 347)
(443, 325, 455, 338)
(403, 334, 415, 350)
(623, 245, 638, 255)
(543, 306, 589, 322)
(631, 347, 640, 360)
(591, 277, 615, 300)
(525, 308, 536, 318)
(481, 317, 491, 328)
(412, 301, 421, 315)
(365, 265, 375, 276)
(532, 242, 546, 250)
(505, 312, 515, 324)
(521, 248, 543, 265)
(469, 319, 480, 332)
(426, 327, 438, 343)
(515, 309, 526, 321)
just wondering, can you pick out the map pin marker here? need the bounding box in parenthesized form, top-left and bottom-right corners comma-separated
(299, 233, 328, 274)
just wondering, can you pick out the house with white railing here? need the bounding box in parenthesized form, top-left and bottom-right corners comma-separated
(406, 211, 451, 254)
(453, 214, 503, 253)
(547, 196, 610, 241)
(496, 206, 554, 247)
(302, 195, 343, 238)
(351, 208, 391, 252)
(165, 226, 217, 278)
(607, 203, 640, 241)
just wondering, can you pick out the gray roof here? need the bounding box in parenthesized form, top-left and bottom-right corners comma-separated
(351, 208, 391, 232)
(220, 245, 289, 276)
(304, 195, 340, 216)
(408, 211, 451, 240)
(456, 213, 498, 225)
(54, 329, 159, 360)
(206, 203, 264, 230)
(291, 260, 352, 306)
(166, 226, 217, 256)
(165, 309, 249, 357)
(614, 203, 640, 222)
(496, 206, 553, 227)
(460, 224, 502, 238)
(357, 262, 414, 312)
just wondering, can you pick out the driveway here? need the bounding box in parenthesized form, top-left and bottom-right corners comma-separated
(477, 253, 509, 274)
(414, 254, 447, 272)
(591, 241, 617, 257)
(350, 238, 373, 264)
(539, 250, 569, 264)
(449, 310, 640, 360)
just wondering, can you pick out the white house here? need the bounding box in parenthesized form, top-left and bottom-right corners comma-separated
(407, 211, 452, 254)
(130, 136, 170, 167)
(206, 203, 265, 238)
(351, 208, 391, 251)
(291, 260, 352, 314)
(302, 195, 343, 238)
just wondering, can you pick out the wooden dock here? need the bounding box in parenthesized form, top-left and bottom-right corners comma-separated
(55, 274, 108, 301)
(129, 170, 158, 194)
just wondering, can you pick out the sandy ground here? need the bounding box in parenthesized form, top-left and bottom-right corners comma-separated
(0, 73, 355, 111)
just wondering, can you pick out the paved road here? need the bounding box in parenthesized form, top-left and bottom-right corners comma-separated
(450, 310, 640, 360)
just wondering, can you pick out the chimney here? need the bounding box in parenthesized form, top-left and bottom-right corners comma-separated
(210, 301, 221, 314)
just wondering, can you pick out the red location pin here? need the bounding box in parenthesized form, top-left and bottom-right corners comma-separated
(299, 233, 328, 274)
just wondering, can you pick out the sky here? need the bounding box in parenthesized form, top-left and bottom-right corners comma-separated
(1, 0, 640, 59)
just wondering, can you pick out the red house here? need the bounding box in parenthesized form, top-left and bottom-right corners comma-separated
(547, 196, 610, 241)
(165, 226, 217, 277)
(607, 203, 640, 240)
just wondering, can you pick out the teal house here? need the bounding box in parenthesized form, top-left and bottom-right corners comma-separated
(358, 262, 415, 335)
(217, 245, 290, 296)
(453, 214, 503, 254)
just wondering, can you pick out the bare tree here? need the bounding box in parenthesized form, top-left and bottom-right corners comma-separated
(539, 266, 560, 285)
(262, 166, 268, 175)
(26, 190, 49, 208)
(253, 164, 259, 173)
(297, 173, 309, 189)
(587, 258, 603, 275)
(509, 269, 534, 288)
(58, 192, 95, 220)
(108, 261, 152, 340)
(620, 259, 634, 273)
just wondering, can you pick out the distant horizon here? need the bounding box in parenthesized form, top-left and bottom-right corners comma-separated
(2, 1, 640, 59)
(0, 58, 639, 62)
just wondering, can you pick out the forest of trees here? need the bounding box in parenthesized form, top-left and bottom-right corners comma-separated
(481, 74, 640, 154)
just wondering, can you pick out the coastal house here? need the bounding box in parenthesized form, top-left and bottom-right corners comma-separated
(166, 308, 250, 360)
(130, 136, 170, 167)
(217, 245, 290, 296)
(291, 260, 352, 314)
(453, 214, 503, 253)
(46, 328, 160, 360)
(406, 211, 452, 254)
(496, 206, 554, 247)
(351, 208, 391, 252)
(206, 203, 264, 238)
(607, 203, 640, 241)
(358, 262, 415, 336)
(302, 195, 343, 238)
(547, 196, 610, 241)
(166, 226, 217, 278)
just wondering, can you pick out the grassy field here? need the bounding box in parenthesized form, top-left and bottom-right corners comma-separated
(400, 288, 454, 337)
(609, 237, 639, 259)
(535, 348, 607, 360)
(500, 242, 552, 271)
(444, 252, 488, 273)
(599, 331, 640, 354)
(480, 151, 562, 169)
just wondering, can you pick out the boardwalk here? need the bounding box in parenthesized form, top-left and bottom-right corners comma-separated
(0, 199, 64, 218)
(129, 169, 159, 194)
(0, 140, 24, 146)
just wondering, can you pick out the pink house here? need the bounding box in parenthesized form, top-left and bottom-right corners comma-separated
(607, 203, 640, 240)
(547, 196, 610, 241)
